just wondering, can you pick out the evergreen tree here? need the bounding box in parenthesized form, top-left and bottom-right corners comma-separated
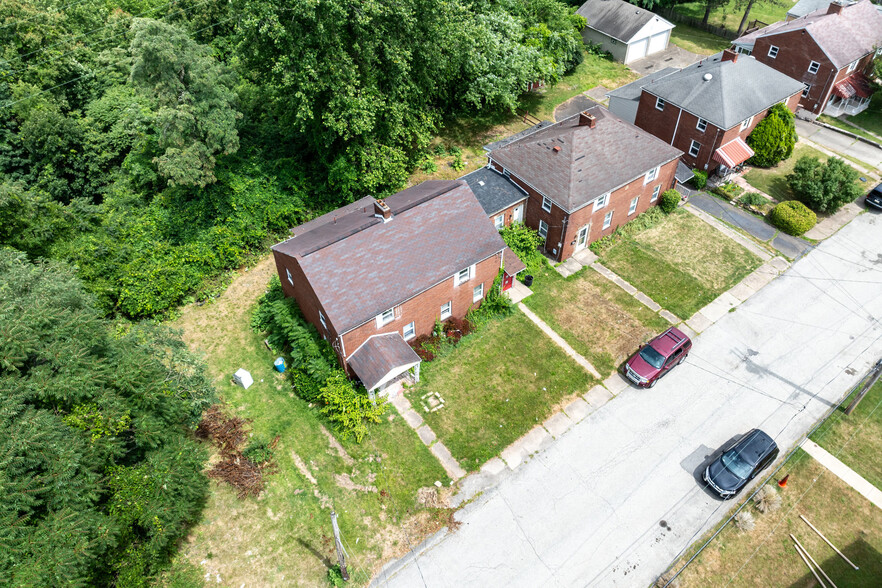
(747, 104, 797, 168)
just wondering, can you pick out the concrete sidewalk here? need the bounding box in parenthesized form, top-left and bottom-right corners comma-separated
(796, 118, 882, 170)
(802, 439, 882, 510)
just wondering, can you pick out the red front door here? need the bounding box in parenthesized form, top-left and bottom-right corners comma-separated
(502, 272, 514, 291)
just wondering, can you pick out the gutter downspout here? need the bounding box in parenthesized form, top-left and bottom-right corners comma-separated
(671, 107, 683, 146)
(706, 127, 721, 171)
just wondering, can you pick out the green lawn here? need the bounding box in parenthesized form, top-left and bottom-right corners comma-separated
(406, 311, 595, 471)
(598, 210, 762, 319)
(523, 265, 670, 378)
(811, 378, 882, 489)
(668, 23, 732, 55)
(742, 143, 830, 201)
(673, 0, 789, 34)
(174, 257, 449, 587)
(846, 93, 882, 139)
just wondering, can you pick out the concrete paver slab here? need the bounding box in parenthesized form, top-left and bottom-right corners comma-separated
(659, 309, 680, 324)
(504, 279, 533, 304)
(543, 412, 574, 438)
(481, 457, 507, 476)
(805, 202, 863, 240)
(556, 258, 583, 277)
(677, 323, 698, 340)
(429, 442, 466, 480)
(563, 397, 592, 422)
(500, 444, 526, 470)
(634, 291, 662, 312)
(741, 266, 778, 290)
(769, 256, 790, 272)
(802, 439, 882, 509)
(573, 248, 599, 265)
(727, 282, 756, 302)
(698, 291, 739, 323)
(591, 263, 639, 295)
(585, 385, 614, 406)
(416, 425, 436, 446)
(601, 373, 629, 395)
(520, 426, 553, 455)
(401, 409, 424, 429)
(685, 311, 713, 333)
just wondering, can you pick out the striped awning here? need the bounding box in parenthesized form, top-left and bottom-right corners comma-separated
(832, 73, 873, 100)
(713, 137, 755, 169)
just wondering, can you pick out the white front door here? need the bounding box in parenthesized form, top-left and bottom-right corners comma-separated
(512, 204, 524, 224)
(575, 225, 590, 252)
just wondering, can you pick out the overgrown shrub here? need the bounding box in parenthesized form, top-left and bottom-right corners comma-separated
(659, 189, 681, 214)
(499, 222, 548, 279)
(711, 182, 744, 201)
(584, 40, 613, 60)
(769, 200, 817, 236)
(754, 485, 782, 513)
(738, 193, 769, 207)
(788, 156, 862, 213)
(691, 169, 707, 190)
(590, 206, 665, 255)
(734, 510, 756, 531)
(451, 152, 465, 171)
(466, 270, 513, 330)
(319, 373, 387, 443)
(746, 103, 797, 167)
(422, 156, 438, 174)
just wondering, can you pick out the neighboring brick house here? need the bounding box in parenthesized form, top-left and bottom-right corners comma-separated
(576, 0, 675, 64)
(483, 104, 682, 262)
(733, 0, 882, 116)
(271, 180, 518, 394)
(610, 50, 804, 176)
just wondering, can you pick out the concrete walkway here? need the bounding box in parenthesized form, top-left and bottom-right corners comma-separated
(388, 390, 466, 481)
(802, 439, 882, 510)
(517, 303, 601, 379)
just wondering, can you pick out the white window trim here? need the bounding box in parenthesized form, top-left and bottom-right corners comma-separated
(802, 84, 811, 98)
(494, 213, 504, 230)
(319, 310, 327, 330)
(376, 308, 395, 328)
(440, 301, 452, 320)
(768, 45, 778, 58)
(689, 140, 701, 157)
(473, 283, 484, 302)
(285, 268, 293, 286)
(603, 211, 613, 230)
(541, 196, 552, 213)
(847, 60, 857, 73)
(628, 197, 639, 216)
(455, 265, 475, 286)
(807, 60, 820, 74)
(740, 116, 753, 131)
(592, 192, 610, 212)
(696, 118, 707, 132)
(651, 185, 661, 203)
(655, 97, 665, 111)
(402, 321, 415, 341)
(644, 166, 659, 185)
(538, 219, 549, 239)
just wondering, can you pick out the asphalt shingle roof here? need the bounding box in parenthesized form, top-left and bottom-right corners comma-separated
(489, 104, 682, 212)
(272, 181, 505, 335)
(787, 0, 853, 19)
(347, 334, 421, 390)
(576, 0, 672, 42)
(640, 53, 805, 129)
(461, 167, 527, 216)
(607, 67, 679, 101)
(736, 0, 882, 68)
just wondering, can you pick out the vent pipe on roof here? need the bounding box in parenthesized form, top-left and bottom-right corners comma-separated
(703, 73, 713, 82)
(373, 199, 392, 222)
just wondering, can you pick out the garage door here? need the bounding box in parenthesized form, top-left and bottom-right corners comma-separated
(648, 31, 669, 55)
(627, 37, 648, 63)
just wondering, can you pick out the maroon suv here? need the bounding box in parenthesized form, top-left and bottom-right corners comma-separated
(624, 327, 692, 388)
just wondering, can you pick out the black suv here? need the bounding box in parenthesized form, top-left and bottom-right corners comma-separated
(703, 429, 779, 499)
(866, 182, 882, 211)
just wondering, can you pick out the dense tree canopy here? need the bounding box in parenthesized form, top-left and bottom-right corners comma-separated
(0, 249, 215, 585)
(747, 103, 796, 168)
(788, 156, 863, 213)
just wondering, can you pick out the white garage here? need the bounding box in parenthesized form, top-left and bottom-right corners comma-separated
(578, 0, 675, 65)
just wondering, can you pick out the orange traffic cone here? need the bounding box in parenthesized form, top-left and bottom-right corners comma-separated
(778, 474, 790, 488)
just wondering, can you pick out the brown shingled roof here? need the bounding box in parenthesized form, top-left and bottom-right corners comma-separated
(274, 181, 506, 335)
(489, 104, 683, 212)
(347, 333, 421, 391)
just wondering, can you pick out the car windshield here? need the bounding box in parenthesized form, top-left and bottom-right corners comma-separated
(721, 449, 753, 480)
(639, 345, 665, 369)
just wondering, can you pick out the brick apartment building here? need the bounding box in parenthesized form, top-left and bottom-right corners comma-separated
(479, 104, 682, 262)
(733, 0, 882, 117)
(271, 180, 518, 393)
(609, 50, 804, 176)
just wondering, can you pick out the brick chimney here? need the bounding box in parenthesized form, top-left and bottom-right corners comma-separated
(373, 198, 392, 222)
(721, 48, 738, 63)
(827, 1, 845, 15)
(578, 111, 597, 128)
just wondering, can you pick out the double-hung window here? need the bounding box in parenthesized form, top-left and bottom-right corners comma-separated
(494, 213, 504, 230)
(456, 265, 474, 286)
(592, 192, 610, 212)
(807, 61, 820, 74)
(473, 284, 484, 302)
(696, 118, 707, 132)
(319, 310, 327, 330)
(541, 196, 553, 212)
(802, 84, 811, 98)
(538, 220, 549, 239)
(655, 97, 665, 111)
(376, 308, 395, 327)
(440, 301, 452, 320)
(651, 185, 661, 202)
(628, 197, 639, 216)
(767, 45, 778, 59)
(402, 321, 415, 341)
(644, 166, 659, 184)
(689, 140, 701, 157)
(285, 268, 293, 286)
(603, 211, 613, 230)
(847, 60, 857, 73)
(740, 116, 753, 131)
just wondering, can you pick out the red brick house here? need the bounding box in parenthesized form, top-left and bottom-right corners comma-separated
(271, 180, 518, 393)
(482, 104, 682, 262)
(733, 0, 882, 116)
(610, 50, 804, 176)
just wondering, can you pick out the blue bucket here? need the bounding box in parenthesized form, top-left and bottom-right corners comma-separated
(273, 357, 286, 373)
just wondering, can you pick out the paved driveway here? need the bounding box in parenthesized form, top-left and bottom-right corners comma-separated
(374, 212, 882, 587)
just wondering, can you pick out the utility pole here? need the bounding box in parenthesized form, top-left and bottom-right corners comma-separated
(331, 511, 350, 581)
(845, 359, 882, 415)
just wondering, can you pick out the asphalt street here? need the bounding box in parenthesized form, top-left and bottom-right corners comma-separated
(795, 118, 882, 169)
(374, 210, 882, 588)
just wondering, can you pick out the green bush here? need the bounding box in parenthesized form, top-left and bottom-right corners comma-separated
(711, 182, 744, 201)
(466, 270, 513, 330)
(788, 156, 863, 213)
(499, 222, 548, 279)
(451, 152, 465, 171)
(659, 189, 681, 214)
(691, 169, 707, 190)
(747, 104, 797, 167)
(769, 200, 817, 236)
(242, 437, 276, 465)
(422, 156, 438, 174)
(589, 206, 665, 255)
(738, 193, 769, 207)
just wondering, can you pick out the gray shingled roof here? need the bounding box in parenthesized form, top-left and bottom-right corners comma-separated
(273, 181, 505, 335)
(737, 0, 882, 68)
(461, 167, 527, 216)
(489, 104, 682, 212)
(641, 53, 805, 130)
(347, 334, 421, 390)
(607, 67, 679, 101)
(787, 0, 854, 19)
(576, 0, 672, 42)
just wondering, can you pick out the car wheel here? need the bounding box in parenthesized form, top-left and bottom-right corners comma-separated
(678, 354, 687, 366)
(649, 378, 657, 388)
